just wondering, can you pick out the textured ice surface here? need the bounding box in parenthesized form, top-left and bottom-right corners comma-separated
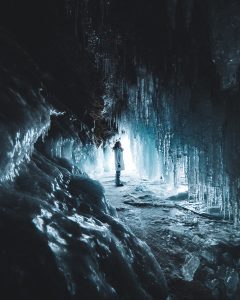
(0, 32, 167, 300)
(0, 152, 167, 300)
(182, 255, 200, 281)
(102, 174, 240, 299)
(0, 33, 51, 182)
(77, 0, 240, 225)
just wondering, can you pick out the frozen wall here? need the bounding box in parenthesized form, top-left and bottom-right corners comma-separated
(73, 0, 240, 225)
(0, 29, 168, 300)
(0, 150, 167, 300)
(0, 33, 51, 182)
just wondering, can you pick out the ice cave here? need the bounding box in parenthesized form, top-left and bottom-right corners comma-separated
(0, 1, 240, 299)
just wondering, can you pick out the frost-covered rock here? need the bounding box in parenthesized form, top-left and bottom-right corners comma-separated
(0, 33, 51, 182)
(0, 152, 168, 300)
(0, 28, 168, 300)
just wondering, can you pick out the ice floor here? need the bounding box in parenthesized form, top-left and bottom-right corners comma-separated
(98, 172, 240, 300)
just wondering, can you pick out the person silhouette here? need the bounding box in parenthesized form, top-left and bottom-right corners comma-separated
(113, 141, 125, 186)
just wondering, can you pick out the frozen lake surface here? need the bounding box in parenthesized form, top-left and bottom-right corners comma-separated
(99, 173, 240, 300)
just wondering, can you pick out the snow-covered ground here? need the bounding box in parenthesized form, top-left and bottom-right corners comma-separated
(99, 172, 240, 300)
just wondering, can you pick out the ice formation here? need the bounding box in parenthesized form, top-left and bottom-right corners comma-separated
(1, 0, 240, 299)
(0, 151, 167, 299)
(75, 0, 240, 225)
(0, 31, 167, 300)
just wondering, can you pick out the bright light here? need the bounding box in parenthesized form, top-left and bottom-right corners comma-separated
(177, 185, 188, 194)
(119, 133, 136, 171)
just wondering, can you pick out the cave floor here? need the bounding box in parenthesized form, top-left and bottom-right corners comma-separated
(98, 172, 240, 300)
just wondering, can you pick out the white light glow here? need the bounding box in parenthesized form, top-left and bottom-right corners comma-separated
(177, 185, 188, 194)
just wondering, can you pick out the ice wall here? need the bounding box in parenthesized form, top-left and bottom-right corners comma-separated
(0, 30, 168, 300)
(73, 0, 240, 225)
(0, 33, 51, 182)
(40, 114, 107, 177)
(0, 148, 168, 299)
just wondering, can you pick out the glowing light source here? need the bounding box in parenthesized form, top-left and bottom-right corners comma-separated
(177, 185, 188, 194)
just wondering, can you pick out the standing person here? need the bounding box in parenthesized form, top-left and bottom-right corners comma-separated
(113, 141, 125, 186)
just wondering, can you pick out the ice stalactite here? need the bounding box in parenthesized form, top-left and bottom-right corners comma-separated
(112, 74, 236, 223)
(74, 0, 240, 224)
(41, 118, 100, 177)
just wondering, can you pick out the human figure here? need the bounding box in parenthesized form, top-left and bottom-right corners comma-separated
(113, 141, 125, 186)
